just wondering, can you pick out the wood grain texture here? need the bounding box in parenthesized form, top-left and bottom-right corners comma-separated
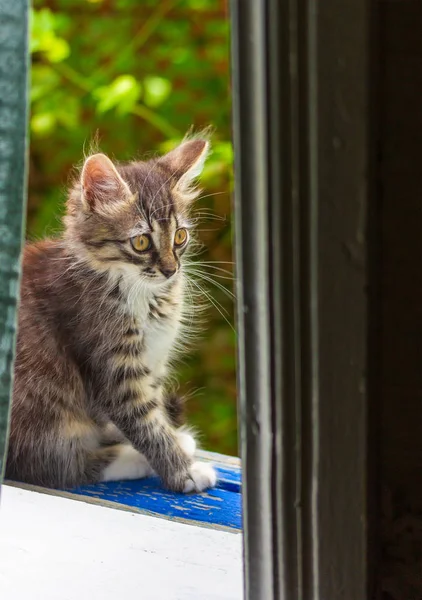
(0, 0, 29, 483)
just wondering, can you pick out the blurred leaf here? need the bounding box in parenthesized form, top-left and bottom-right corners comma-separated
(31, 8, 70, 63)
(143, 76, 172, 108)
(30, 7, 55, 50)
(31, 112, 56, 136)
(46, 38, 70, 63)
(94, 75, 142, 115)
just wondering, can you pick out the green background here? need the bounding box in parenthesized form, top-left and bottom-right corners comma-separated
(29, 0, 237, 455)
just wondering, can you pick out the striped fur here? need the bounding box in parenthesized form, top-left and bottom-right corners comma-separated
(6, 139, 216, 493)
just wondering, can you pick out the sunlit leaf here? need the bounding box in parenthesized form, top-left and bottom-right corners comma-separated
(45, 38, 70, 63)
(30, 8, 70, 62)
(31, 112, 56, 136)
(143, 76, 172, 108)
(94, 75, 142, 115)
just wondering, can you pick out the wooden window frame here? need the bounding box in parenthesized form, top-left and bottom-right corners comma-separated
(230, 0, 377, 598)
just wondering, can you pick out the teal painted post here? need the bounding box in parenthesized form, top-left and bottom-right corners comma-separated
(0, 0, 29, 488)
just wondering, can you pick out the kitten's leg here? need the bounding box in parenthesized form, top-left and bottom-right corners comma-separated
(175, 426, 197, 457)
(101, 420, 198, 460)
(99, 444, 153, 482)
(164, 393, 186, 427)
(84, 444, 153, 483)
(107, 400, 216, 493)
(99, 422, 159, 477)
(100, 421, 127, 445)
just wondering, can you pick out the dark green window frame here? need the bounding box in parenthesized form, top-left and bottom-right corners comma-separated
(0, 0, 29, 486)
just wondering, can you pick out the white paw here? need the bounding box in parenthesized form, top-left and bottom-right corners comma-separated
(101, 445, 154, 482)
(183, 462, 217, 493)
(177, 431, 197, 457)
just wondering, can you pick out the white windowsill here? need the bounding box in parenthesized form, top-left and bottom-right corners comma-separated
(0, 485, 243, 600)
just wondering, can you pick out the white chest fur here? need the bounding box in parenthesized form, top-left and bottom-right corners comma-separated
(142, 307, 182, 374)
(123, 279, 184, 376)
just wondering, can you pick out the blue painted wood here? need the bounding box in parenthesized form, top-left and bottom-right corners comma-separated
(68, 461, 242, 532)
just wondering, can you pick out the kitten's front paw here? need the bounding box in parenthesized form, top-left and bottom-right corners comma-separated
(183, 462, 217, 493)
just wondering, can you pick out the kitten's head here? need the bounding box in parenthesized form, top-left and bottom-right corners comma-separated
(65, 138, 209, 289)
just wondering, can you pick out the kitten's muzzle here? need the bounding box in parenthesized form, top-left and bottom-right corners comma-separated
(159, 266, 177, 279)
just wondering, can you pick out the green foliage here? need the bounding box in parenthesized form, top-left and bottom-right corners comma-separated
(31, 8, 70, 63)
(29, 0, 237, 455)
(94, 75, 142, 115)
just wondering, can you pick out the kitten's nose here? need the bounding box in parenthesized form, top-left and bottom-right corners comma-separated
(160, 266, 177, 279)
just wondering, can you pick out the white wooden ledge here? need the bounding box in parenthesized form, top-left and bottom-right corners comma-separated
(0, 485, 243, 600)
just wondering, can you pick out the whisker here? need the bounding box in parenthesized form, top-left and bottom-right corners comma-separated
(185, 269, 234, 281)
(190, 213, 227, 223)
(196, 191, 227, 202)
(186, 269, 236, 300)
(184, 260, 234, 277)
(194, 264, 234, 276)
(200, 260, 235, 265)
(186, 273, 233, 312)
(189, 279, 235, 332)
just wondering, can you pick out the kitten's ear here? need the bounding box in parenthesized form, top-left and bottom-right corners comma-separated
(159, 139, 209, 203)
(81, 153, 131, 213)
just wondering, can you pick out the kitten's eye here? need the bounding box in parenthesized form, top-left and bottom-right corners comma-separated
(130, 235, 151, 252)
(174, 228, 188, 247)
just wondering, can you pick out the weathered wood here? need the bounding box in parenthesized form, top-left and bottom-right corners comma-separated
(0, 0, 29, 485)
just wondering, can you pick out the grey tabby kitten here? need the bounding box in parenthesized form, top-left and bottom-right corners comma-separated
(6, 137, 217, 493)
